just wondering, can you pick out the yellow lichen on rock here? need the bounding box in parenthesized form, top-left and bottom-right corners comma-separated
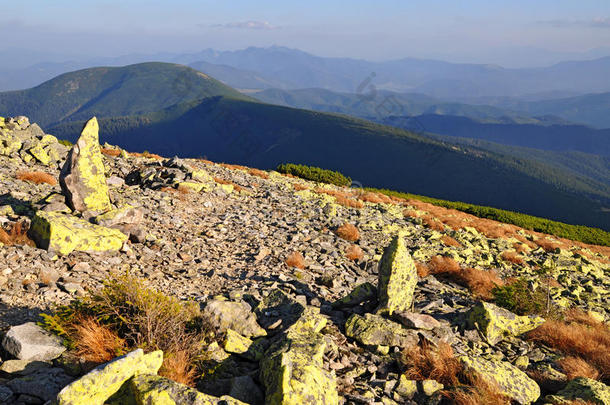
(59, 117, 112, 212)
(261, 306, 339, 405)
(377, 232, 418, 315)
(130, 374, 247, 405)
(30, 211, 128, 255)
(468, 301, 545, 345)
(460, 356, 540, 404)
(56, 349, 160, 405)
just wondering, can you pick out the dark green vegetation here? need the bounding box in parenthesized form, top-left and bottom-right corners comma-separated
(492, 278, 551, 316)
(0, 62, 247, 127)
(369, 188, 610, 246)
(381, 114, 610, 156)
(3, 62, 608, 231)
(276, 163, 351, 186)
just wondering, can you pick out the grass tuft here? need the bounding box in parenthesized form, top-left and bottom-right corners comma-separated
(346, 245, 364, 261)
(335, 223, 360, 242)
(16, 171, 57, 186)
(285, 251, 305, 269)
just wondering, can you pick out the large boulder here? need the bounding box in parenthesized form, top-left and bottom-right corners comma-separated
(2, 322, 65, 361)
(203, 298, 266, 338)
(460, 356, 540, 404)
(546, 377, 610, 404)
(467, 301, 545, 345)
(59, 117, 112, 213)
(377, 232, 418, 315)
(261, 306, 339, 405)
(56, 349, 162, 404)
(130, 374, 247, 404)
(344, 313, 419, 348)
(7, 367, 73, 402)
(29, 210, 128, 255)
(332, 282, 377, 308)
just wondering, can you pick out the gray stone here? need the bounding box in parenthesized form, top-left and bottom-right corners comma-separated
(229, 375, 264, 405)
(392, 312, 441, 330)
(6, 368, 73, 402)
(203, 299, 266, 338)
(0, 359, 51, 376)
(2, 322, 65, 361)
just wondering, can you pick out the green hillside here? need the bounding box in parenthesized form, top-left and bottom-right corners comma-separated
(0, 62, 247, 127)
(49, 96, 610, 231)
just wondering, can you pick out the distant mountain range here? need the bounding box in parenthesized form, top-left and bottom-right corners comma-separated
(0, 62, 606, 229)
(2, 46, 610, 102)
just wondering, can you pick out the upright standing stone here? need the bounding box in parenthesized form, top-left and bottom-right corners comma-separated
(59, 117, 112, 213)
(377, 232, 418, 315)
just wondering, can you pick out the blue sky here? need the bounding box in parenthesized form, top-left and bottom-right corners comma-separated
(3, 0, 610, 67)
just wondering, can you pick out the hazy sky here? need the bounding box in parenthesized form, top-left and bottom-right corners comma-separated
(3, 0, 610, 67)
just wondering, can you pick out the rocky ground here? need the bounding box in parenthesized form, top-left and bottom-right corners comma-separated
(0, 116, 609, 404)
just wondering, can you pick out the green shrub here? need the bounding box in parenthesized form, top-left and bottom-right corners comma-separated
(57, 139, 73, 147)
(492, 278, 548, 316)
(276, 163, 351, 187)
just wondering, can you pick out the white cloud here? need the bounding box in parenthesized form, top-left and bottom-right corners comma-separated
(209, 21, 280, 30)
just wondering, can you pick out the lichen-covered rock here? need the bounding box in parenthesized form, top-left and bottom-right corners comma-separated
(59, 117, 112, 212)
(332, 282, 377, 308)
(261, 307, 339, 405)
(203, 298, 266, 338)
(130, 374, 247, 405)
(56, 349, 162, 405)
(344, 313, 418, 348)
(377, 232, 417, 315)
(460, 356, 540, 404)
(2, 322, 65, 361)
(467, 301, 545, 345)
(546, 377, 610, 404)
(29, 210, 128, 255)
(94, 205, 143, 229)
(223, 329, 265, 361)
(0, 130, 22, 156)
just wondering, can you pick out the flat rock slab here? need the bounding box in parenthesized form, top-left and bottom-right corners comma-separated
(345, 313, 418, 348)
(2, 322, 65, 361)
(29, 210, 128, 255)
(7, 368, 73, 402)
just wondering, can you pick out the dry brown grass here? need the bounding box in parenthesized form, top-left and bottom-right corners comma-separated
(213, 177, 231, 185)
(220, 163, 248, 171)
(335, 195, 364, 209)
(159, 349, 198, 387)
(427, 256, 503, 299)
(100, 148, 121, 157)
(445, 371, 510, 405)
(285, 251, 305, 269)
(536, 238, 562, 252)
(401, 341, 509, 404)
(513, 242, 530, 254)
(292, 183, 309, 191)
(0, 221, 35, 247)
(501, 250, 526, 265)
(16, 171, 57, 186)
(346, 245, 364, 261)
(403, 209, 419, 219)
(415, 261, 430, 278)
(335, 223, 360, 242)
(73, 316, 126, 363)
(248, 168, 269, 179)
(527, 309, 610, 382)
(441, 235, 461, 247)
(422, 215, 445, 231)
(556, 356, 600, 380)
(357, 191, 393, 204)
(130, 151, 163, 160)
(401, 342, 462, 386)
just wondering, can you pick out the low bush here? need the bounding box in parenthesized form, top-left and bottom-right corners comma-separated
(100, 148, 121, 157)
(492, 278, 550, 316)
(41, 275, 208, 386)
(276, 163, 351, 187)
(58, 139, 73, 147)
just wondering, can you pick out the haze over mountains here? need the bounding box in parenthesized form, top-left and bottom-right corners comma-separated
(0, 62, 608, 231)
